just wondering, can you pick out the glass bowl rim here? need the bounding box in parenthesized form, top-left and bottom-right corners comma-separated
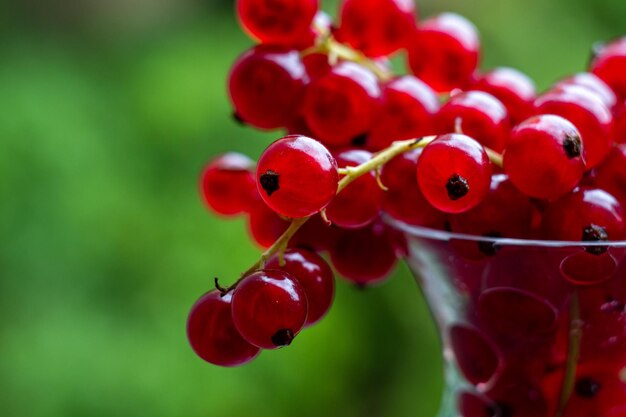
(386, 216, 626, 249)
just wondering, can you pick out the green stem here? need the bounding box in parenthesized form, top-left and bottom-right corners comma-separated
(555, 291, 582, 417)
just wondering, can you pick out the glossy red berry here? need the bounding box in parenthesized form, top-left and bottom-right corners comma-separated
(471, 67, 537, 125)
(266, 248, 335, 326)
(256, 135, 338, 218)
(554, 72, 618, 112)
(541, 187, 625, 244)
(236, 0, 319, 46)
(435, 90, 511, 152)
(200, 153, 256, 216)
(326, 149, 384, 229)
(381, 148, 448, 228)
(231, 269, 308, 349)
(593, 145, 626, 205)
(449, 324, 501, 386)
(535, 84, 614, 169)
(337, 0, 417, 58)
(591, 37, 626, 100)
(288, 213, 341, 252)
(503, 115, 586, 199)
(614, 100, 626, 144)
(329, 221, 398, 287)
(246, 193, 290, 248)
(407, 13, 480, 93)
(303, 62, 381, 147)
(187, 291, 260, 367)
(368, 75, 440, 151)
(417, 134, 493, 214)
(228, 47, 307, 130)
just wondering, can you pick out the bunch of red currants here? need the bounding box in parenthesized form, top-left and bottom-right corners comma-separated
(188, 0, 626, 391)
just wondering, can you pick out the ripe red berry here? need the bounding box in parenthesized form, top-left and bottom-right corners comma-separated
(266, 248, 335, 326)
(591, 36, 626, 101)
(200, 153, 256, 216)
(449, 324, 501, 386)
(435, 90, 511, 152)
(407, 13, 480, 93)
(471, 67, 537, 125)
(503, 115, 586, 199)
(614, 100, 626, 144)
(228, 46, 307, 130)
(368, 75, 440, 151)
(303, 62, 381, 147)
(326, 149, 384, 229)
(246, 193, 290, 248)
(187, 291, 260, 367)
(336, 0, 418, 58)
(535, 84, 614, 169)
(593, 145, 626, 206)
(554, 72, 618, 112)
(458, 392, 499, 417)
(540, 187, 625, 244)
(329, 221, 398, 287)
(236, 0, 319, 46)
(381, 148, 448, 228)
(256, 135, 338, 218)
(417, 134, 493, 214)
(231, 269, 308, 349)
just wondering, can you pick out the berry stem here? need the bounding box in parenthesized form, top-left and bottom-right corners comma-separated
(226, 136, 503, 292)
(302, 33, 393, 81)
(555, 291, 582, 417)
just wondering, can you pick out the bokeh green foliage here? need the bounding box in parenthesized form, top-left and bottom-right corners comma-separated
(0, 0, 624, 416)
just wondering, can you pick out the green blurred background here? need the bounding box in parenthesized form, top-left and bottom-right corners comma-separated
(1, 0, 625, 416)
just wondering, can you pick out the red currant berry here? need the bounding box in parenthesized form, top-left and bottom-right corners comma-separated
(535, 84, 614, 168)
(326, 149, 384, 229)
(288, 213, 341, 252)
(554, 72, 618, 112)
(407, 13, 480, 93)
(458, 391, 499, 417)
(200, 153, 256, 216)
(614, 100, 626, 144)
(231, 269, 308, 349)
(246, 193, 290, 248)
(503, 115, 585, 199)
(236, 0, 319, 46)
(541, 187, 625, 245)
(381, 148, 448, 228)
(591, 36, 626, 100)
(593, 144, 626, 205)
(266, 248, 335, 326)
(228, 46, 307, 130)
(435, 90, 510, 152)
(303, 62, 381, 147)
(187, 291, 260, 367)
(417, 134, 493, 214)
(471, 67, 537, 125)
(329, 221, 398, 287)
(336, 0, 417, 58)
(368, 75, 440, 151)
(256, 135, 338, 218)
(449, 324, 502, 386)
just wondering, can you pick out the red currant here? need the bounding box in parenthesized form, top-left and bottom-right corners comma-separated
(535, 84, 614, 169)
(256, 135, 338, 218)
(471, 67, 537, 125)
(435, 90, 511, 152)
(449, 324, 501, 386)
(554, 72, 618, 112)
(368, 75, 440, 151)
(336, 0, 418, 58)
(407, 13, 480, 93)
(591, 36, 626, 101)
(417, 134, 493, 214)
(266, 248, 335, 326)
(303, 62, 381, 147)
(236, 0, 319, 46)
(228, 46, 307, 130)
(246, 193, 290, 248)
(593, 144, 626, 206)
(381, 148, 448, 228)
(326, 149, 384, 229)
(329, 221, 398, 287)
(200, 153, 256, 216)
(503, 114, 585, 199)
(231, 269, 308, 349)
(187, 291, 260, 367)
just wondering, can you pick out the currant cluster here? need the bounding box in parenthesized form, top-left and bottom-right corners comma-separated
(188, 0, 626, 415)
